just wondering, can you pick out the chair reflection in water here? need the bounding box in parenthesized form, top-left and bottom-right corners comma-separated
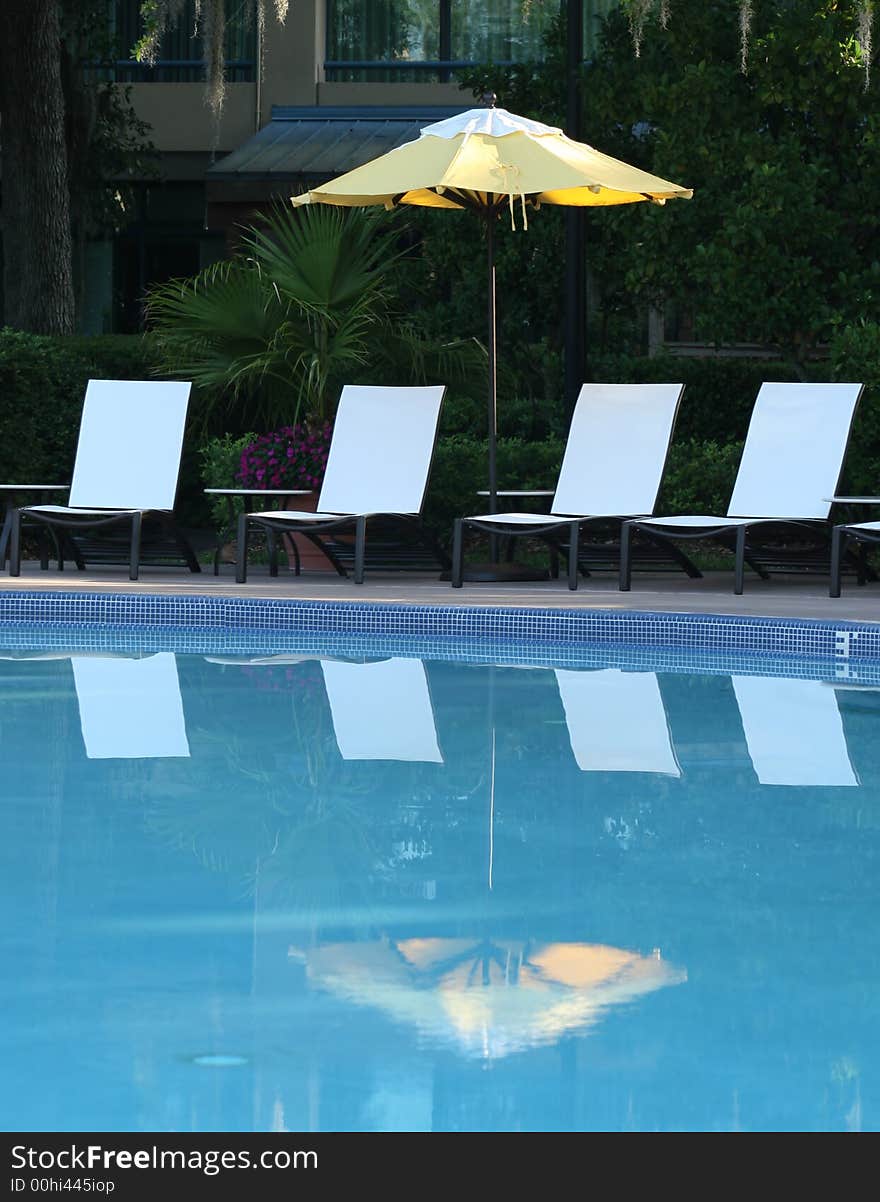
(205, 652, 444, 764)
(320, 657, 443, 763)
(553, 664, 857, 788)
(730, 674, 857, 787)
(554, 667, 681, 776)
(71, 653, 190, 760)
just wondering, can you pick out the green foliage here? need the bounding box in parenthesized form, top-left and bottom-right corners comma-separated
(0, 329, 159, 483)
(423, 432, 746, 548)
(0, 328, 213, 527)
(422, 435, 565, 545)
(831, 319, 880, 492)
(589, 353, 804, 442)
(198, 431, 257, 528)
(411, 0, 880, 407)
(147, 203, 487, 435)
(656, 438, 744, 514)
(585, 0, 880, 367)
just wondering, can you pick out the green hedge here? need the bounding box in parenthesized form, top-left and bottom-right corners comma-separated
(5, 330, 879, 544)
(419, 435, 746, 548)
(0, 329, 212, 526)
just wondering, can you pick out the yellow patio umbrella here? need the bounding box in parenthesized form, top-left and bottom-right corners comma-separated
(290, 935, 686, 1060)
(292, 99, 692, 526)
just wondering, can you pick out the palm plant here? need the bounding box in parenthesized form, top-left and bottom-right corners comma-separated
(146, 202, 486, 434)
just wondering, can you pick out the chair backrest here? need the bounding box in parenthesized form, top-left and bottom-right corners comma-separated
(554, 667, 681, 776)
(318, 385, 446, 515)
(71, 653, 190, 760)
(550, 383, 685, 516)
(68, 379, 192, 510)
(727, 382, 863, 519)
(731, 674, 857, 786)
(321, 657, 443, 762)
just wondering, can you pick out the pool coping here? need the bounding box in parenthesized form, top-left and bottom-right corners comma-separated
(3, 587, 880, 666)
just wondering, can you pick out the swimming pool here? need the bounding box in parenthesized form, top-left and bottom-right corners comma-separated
(2, 601, 879, 1132)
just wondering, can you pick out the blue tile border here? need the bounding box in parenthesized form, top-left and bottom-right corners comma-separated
(1, 589, 880, 665)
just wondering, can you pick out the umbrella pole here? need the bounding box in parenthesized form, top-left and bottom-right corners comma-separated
(487, 210, 498, 516)
(457, 205, 548, 582)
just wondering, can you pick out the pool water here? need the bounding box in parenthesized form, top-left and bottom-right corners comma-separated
(2, 635, 879, 1132)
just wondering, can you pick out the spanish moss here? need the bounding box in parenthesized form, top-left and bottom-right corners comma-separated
(627, 0, 656, 56)
(739, 0, 753, 73)
(136, 0, 288, 115)
(858, 0, 874, 87)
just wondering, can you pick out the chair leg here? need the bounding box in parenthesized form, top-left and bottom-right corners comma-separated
(567, 522, 579, 591)
(829, 526, 845, 598)
(451, 520, 464, 588)
(354, 515, 367, 584)
(129, 512, 142, 581)
(857, 541, 868, 587)
(734, 526, 747, 595)
(235, 513, 249, 583)
(9, 509, 22, 577)
(619, 521, 633, 591)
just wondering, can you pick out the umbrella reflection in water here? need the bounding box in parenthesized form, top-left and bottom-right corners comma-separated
(290, 936, 685, 1061)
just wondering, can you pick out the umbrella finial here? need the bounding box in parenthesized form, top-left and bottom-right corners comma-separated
(481, 91, 497, 108)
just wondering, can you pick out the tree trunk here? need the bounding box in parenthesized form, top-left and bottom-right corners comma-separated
(0, 0, 75, 334)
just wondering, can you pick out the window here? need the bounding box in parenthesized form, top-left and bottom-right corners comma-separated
(325, 0, 562, 82)
(110, 0, 256, 83)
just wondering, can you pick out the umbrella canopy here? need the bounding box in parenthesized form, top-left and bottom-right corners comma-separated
(291, 935, 686, 1060)
(291, 106, 692, 213)
(292, 104, 692, 523)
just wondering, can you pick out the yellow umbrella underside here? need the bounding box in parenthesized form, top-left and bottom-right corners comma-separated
(292, 125, 692, 213)
(291, 937, 686, 1060)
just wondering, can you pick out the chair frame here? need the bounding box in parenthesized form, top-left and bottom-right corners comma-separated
(7, 380, 197, 582)
(451, 383, 693, 591)
(236, 385, 448, 585)
(619, 383, 865, 596)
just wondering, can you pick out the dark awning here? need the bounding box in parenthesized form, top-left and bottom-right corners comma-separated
(207, 104, 469, 188)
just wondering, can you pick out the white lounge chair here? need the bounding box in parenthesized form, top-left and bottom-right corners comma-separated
(451, 383, 689, 589)
(731, 674, 857, 786)
(71, 652, 191, 760)
(321, 657, 443, 762)
(555, 668, 681, 776)
(235, 384, 447, 584)
(8, 379, 195, 581)
(619, 382, 864, 595)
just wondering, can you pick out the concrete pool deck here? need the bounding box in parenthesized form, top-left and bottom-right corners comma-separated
(1, 560, 878, 624)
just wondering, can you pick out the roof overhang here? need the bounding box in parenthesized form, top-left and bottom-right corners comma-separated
(206, 104, 470, 204)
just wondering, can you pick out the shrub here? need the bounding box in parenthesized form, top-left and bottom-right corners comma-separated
(198, 432, 257, 529)
(0, 329, 223, 527)
(0, 329, 159, 485)
(656, 439, 744, 515)
(588, 354, 804, 444)
(831, 320, 880, 494)
(423, 435, 565, 547)
(423, 435, 746, 549)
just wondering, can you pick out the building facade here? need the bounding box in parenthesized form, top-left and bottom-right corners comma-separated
(71, 0, 624, 333)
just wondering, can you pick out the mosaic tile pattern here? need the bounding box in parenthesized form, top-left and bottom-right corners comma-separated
(1, 589, 880, 666)
(2, 621, 880, 685)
